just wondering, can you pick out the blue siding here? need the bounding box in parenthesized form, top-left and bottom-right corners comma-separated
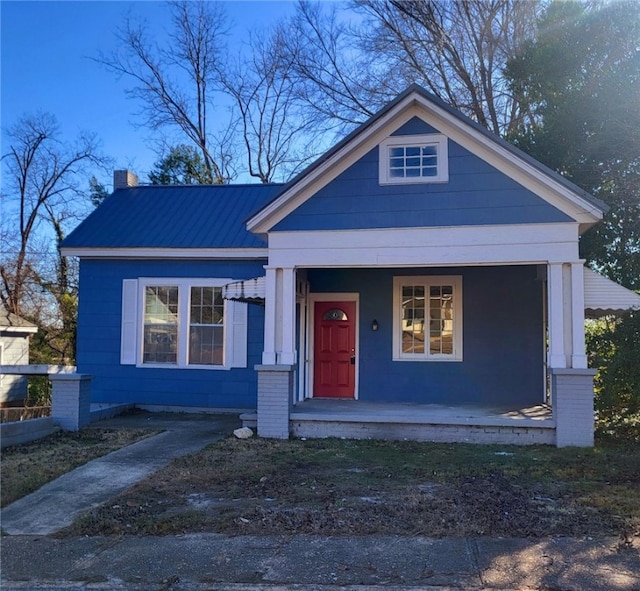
(391, 116, 439, 136)
(76, 259, 265, 409)
(307, 266, 544, 407)
(273, 130, 571, 231)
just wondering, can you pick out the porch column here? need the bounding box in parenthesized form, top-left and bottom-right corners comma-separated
(570, 261, 588, 369)
(547, 262, 567, 368)
(547, 261, 595, 447)
(262, 266, 277, 365)
(279, 267, 297, 365)
(256, 266, 297, 439)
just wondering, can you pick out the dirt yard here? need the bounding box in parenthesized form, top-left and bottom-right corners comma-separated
(61, 436, 640, 540)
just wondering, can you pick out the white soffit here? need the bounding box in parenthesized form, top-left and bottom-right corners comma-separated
(584, 268, 640, 317)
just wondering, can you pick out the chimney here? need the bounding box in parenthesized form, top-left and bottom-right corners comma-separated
(113, 169, 139, 190)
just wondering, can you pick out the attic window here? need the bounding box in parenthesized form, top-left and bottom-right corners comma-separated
(379, 134, 448, 185)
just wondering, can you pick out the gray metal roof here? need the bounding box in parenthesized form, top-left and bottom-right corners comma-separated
(62, 184, 284, 249)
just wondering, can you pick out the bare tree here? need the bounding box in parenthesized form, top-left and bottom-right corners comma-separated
(1, 112, 105, 361)
(96, 0, 230, 182)
(283, 0, 540, 137)
(280, 1, 385, 130)
(217, 27, 319, 182)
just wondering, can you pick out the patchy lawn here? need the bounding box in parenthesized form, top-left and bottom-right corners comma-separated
(1, 428, 158, 507)
(64, 437, 640, 539)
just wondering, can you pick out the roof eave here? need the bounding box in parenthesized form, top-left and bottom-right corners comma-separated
(60, 247, 269, 260)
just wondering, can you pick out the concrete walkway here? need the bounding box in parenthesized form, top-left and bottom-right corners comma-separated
(1, 412, 240, 535)
(1, 411, 639, 590)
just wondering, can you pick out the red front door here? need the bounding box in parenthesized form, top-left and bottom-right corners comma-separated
(313, 300, 356, 398)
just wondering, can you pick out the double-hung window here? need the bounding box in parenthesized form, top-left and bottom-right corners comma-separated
(393, 276, 462, 361)
(121, 278, 247, 369)
(143, 285, 179, 364)
(188, 286, 225, 365)
(379, 134, 448, 184)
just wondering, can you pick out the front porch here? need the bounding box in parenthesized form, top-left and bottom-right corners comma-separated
(242, 399, 556, 445)
(249, 261, 597, 447)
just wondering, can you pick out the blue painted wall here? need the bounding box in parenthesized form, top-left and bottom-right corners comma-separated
(76, 259, 266, 409)
(307, 265, 545, 407)
(273, 117, 571, 231)
(391, 117, 439, 136)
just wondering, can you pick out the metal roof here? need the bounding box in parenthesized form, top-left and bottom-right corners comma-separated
(61, 184, 284, 250)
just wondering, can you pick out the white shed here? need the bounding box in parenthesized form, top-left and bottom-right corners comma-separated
(0, 309, 38, 405)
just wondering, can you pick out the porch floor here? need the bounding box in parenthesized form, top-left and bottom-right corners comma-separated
(241, 399, 556, 444)
(290, 399, 554, 428)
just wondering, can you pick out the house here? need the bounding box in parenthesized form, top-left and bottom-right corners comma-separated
(61, 85, 640, 447)
(0, 308, 38, 405)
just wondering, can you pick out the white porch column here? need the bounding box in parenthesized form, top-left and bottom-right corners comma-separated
(547, 262, 567, 368)
(278, 267, 297, 365)
(570, 261, 588, 369)
(262, 266, 277, 365)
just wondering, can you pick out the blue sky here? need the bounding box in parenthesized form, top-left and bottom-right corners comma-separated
(1, 1, 298, 189)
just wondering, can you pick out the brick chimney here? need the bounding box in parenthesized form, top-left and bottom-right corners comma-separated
(113, 169, 139, 190)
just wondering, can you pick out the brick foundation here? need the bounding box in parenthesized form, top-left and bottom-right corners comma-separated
(256, 365, 294, 439)
(551, 368, 596, 447)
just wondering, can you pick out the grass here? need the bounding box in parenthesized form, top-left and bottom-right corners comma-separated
(63, 436, 640, 539)
(1, 427, 158, 507)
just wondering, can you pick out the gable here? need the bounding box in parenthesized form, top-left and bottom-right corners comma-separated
(273, 117, 572, 232)
(248, 86, 606, 235)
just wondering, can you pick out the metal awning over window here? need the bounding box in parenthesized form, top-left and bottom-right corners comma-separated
(584, 268, 640, 318)
(222, 277, 265, 305)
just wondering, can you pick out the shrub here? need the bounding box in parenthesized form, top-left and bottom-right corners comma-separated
(587, 311, 640, 442)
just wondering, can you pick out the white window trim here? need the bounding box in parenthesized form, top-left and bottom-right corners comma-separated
(379, 133, 449, 185)
(392, 275, 463, 362)
(125, 277, 246, 371)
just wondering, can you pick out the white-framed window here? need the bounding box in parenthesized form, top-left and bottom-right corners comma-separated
(120, 278, 247, 370)
(379, 134, 449, 184)
(392, 276, 463, 361)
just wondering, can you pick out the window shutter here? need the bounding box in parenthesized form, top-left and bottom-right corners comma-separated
(120, 279, 138, 365)
(227, 300, 248, 368)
